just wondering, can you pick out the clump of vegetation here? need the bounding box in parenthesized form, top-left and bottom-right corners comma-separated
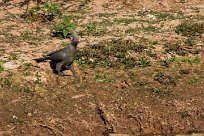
(125, 28, 138, 34)
(4, 79, 12, 87)
(94, 72, 112, 83)
(142, 25, 157, 32)
(97, 13, 115, 18)
(168, 56, 200, 64)
(20, 31, 33, 40)
(24, 63, 33, 70)
(0, 61, 4, 73)
(80, 21, 108, 36)
(27, 2, 60, 21)
(21, 86, 32, 93)
(164, 42, 187, 56)
(150, 87, 173, 96)
(185, 38, 196, 46)
(76, 39, 148, 69)
(113, 18, 137, 24)
(175, 21, 204, 36)
(154, 72, 176, 86)
(177, 11, 185, 19)
(165, 42, 179, 51)
(61, 42, 72, 47)
(181, 57, 200, 64)
(155, 12, 175, 21)
(188, 77, 199, 85)
(9, 53, 18, 60)
(137, 57, 151, 67)
(52, 16, 76, 38)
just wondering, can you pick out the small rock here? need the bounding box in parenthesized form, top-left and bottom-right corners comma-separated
(0, 35, 5, 40)
(27, 113, 32, 117)
(12, 115, 18, 119)
(3, 62, 19, 70)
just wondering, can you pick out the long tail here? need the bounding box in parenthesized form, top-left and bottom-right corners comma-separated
(34, 56, 50, 63)
(70, 29, 79, 47)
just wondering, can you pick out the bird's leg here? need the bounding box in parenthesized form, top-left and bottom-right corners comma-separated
(68, 63, 78, 79)
(56, 62, 64, 76)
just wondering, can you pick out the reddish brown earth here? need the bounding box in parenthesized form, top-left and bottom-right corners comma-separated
(0, 0, 204, 135)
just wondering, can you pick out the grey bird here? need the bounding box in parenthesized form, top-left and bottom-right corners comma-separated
(34, 29, 79, 78)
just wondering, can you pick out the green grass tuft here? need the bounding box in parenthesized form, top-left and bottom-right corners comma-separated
(0, 61, 4, 73)
(175, 21, 204, 37)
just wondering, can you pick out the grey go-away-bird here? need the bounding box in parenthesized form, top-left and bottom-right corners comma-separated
(34, 29, 79, 78)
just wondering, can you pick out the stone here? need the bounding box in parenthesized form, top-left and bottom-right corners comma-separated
(3, 62, 19, 70)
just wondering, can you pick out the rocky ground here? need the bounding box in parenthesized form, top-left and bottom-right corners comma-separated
(0, 0, 204, 135)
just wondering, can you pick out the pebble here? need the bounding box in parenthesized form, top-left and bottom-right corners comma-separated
(3, 62, 19, 70)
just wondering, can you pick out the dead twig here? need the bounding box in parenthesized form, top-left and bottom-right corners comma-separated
(33, 119, 64, 136)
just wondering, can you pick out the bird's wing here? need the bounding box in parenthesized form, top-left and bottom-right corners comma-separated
(49, 50, 67, 61)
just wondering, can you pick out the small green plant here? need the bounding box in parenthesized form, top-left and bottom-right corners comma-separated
(94, 72, 112, 83)
(9, 53, 18, 60)
(151, 87, 161, 94)
(4, 79, 12, 87)
(175, 22, 204, 36)
(168, 56, 200, 64)
(0, 61, 4, 73)
(169, 56, 178, 62)
(177, 11, 185, 19)
(137, 57, 151, 67)
(149, 40, 158, 46)
(163, 42, 188, 56)
(52, 16, 76, 38)
(121, 57, 136, 68)
(21, 87, 32, 93)
(164, 42, 181, 53)
(181, 57, 200, 64)
(43, 3, 60, 15)
(61, 42, 72, 47)
(142, 25, 157, 32)
(176, 50, 188, 56)
(185, 38, 196, 46)
(21, 31, 32, 40)
(28, 2, 60, 21)
(188, 77, 199, 85)
(25, 71, 31, 76)
(155, 12, 175, 20)
(24, 63, 33, 69)
(83, 21, 107, 36)
(96, 13, 113, 18)
(75, 57, 86, 65)
(86, 22, 97, 31)
(125, 28, 138, 34)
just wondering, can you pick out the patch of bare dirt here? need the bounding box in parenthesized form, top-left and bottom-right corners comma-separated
(0, 0, 204, 135)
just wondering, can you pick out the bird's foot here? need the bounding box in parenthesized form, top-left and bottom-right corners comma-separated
(58, 72, 65, 76)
